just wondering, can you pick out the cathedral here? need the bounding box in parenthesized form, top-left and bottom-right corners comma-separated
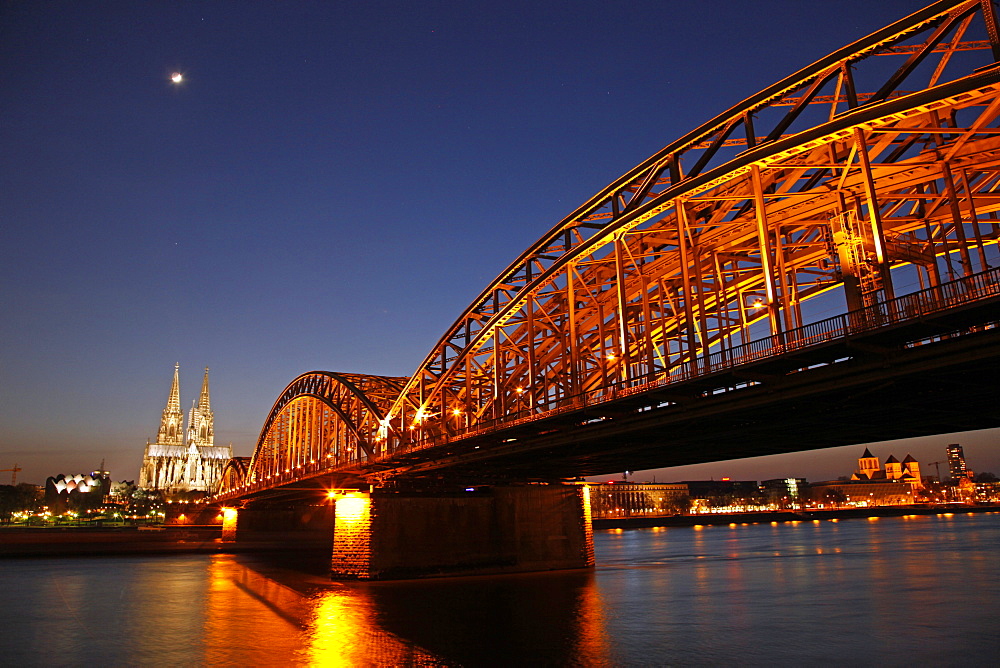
(138, 364, 233, 495)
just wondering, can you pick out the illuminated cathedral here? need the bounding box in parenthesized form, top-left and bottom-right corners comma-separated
(138, 364, 233, 495)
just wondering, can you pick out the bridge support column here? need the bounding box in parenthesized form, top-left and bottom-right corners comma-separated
(330, 483, 594, 580)
(217, 503, 334, 547)
(221, 506, 239, 542)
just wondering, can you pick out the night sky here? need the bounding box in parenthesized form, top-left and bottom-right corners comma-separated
(2, 0, 996, 486)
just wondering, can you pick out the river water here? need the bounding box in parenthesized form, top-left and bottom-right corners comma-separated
(2, 512, 997, 666)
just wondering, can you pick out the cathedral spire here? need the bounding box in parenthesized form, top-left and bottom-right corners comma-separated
(168, 363, 181, 412)
(199, 367, 211, 413)
(157, 363, 184, 446)
(187, 366, 215, 447)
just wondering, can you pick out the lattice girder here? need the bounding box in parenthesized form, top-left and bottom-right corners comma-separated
(244, 372, 407, 487)
(212, 1, 1000, 497)
(381, 0, 1000, 453)
(217, 458, 249, 495)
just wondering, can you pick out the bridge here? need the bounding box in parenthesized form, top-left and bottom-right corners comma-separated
(201, 0, 1000, 579)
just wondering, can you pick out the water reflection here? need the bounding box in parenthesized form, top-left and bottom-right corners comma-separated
(202, 551, 608, 666)
(202, 552, 444, 665)
(1, 514, 997, 665)
(363, 568, 609, 666)
(308, 584, 442, 666)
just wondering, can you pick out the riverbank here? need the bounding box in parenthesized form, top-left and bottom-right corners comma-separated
(4, 504, 998, 557)
(592, 503, 1000, 530)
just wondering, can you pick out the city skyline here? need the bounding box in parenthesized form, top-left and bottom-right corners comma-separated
(2, 0, 997, 485)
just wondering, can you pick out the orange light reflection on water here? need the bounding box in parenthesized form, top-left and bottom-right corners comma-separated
(203, 554, 445, 665)
(306, 587, 436, 666)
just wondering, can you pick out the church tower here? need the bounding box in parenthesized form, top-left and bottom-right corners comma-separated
(901, 454, 922, 488)
(884, 454, 903, 479)
(186, 367, 215, 447)
(157, 363, 184, 446)
(854, 447, 881, 480)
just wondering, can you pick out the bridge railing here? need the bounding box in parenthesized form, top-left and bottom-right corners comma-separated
(405, 266, 1000, 452)
(707, 264, 1000, 376)
(218, 266, 998, 492)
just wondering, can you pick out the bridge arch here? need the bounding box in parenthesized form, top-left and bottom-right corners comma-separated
(242, 371, 407, 489)
(215, 457, 250, 495)
(381, 0, 1000, 452)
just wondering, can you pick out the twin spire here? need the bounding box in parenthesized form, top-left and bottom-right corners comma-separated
(158, 364, 214, 448)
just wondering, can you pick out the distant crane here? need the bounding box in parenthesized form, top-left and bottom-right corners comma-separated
(0, 463, 22, 485)
(927, 461, 946, 481)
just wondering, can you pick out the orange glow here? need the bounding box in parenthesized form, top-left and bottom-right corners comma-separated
(221, 506, 239, 541)
(335, 494, 370, 523)
(332, 494, 373, 578)
(306, 585, 437, 665)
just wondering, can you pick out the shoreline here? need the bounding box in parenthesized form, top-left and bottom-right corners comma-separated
(592, 503, 1000, 530)
(2, 504, 998, 558)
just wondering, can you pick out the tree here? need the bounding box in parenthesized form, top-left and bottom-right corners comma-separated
(821, 488, 847, 506)
(0, 484, 42, 523)
(664, 494, 692, 515)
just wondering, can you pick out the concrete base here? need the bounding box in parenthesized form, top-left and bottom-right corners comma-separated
(223, 504, 334, 548)
(330, 484, 594, 580)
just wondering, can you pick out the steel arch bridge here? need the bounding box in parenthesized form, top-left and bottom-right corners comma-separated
(216, 0, 1000, 501)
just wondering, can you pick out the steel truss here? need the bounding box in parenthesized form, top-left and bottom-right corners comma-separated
(220, 0, 1000, 496)
(221, 372, 405, 494)
(380, 0, 1000, 451)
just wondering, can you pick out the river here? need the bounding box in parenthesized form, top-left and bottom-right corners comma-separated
(2, 512, 997, 666)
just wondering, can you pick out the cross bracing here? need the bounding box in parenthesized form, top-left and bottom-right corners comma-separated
(216, 0, 1000, 499)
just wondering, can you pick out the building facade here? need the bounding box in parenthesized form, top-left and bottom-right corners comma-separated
(850, 448, 922, 487)
(947, 443, 973, 481)
(589, 483, 690, 519)
(138, 365, 232, 495)
(45, 469, 111, 513)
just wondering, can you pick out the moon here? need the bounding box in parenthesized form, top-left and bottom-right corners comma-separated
(170, 72, 183, 84)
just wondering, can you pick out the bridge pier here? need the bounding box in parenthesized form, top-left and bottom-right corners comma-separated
(218, 503, 334, 548)
(330, 483, 593, 580)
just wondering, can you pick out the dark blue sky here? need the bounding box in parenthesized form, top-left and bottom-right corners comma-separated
(2, 0, 995, 485)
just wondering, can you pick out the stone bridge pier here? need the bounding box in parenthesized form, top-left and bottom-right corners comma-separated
(220, 482, 594, 580)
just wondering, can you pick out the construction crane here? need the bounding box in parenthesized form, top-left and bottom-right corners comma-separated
(927, 461, 946, 482)
(0, 463, 22, 485)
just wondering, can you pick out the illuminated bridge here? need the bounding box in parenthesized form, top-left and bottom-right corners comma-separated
(205, 0, 1000, 578)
